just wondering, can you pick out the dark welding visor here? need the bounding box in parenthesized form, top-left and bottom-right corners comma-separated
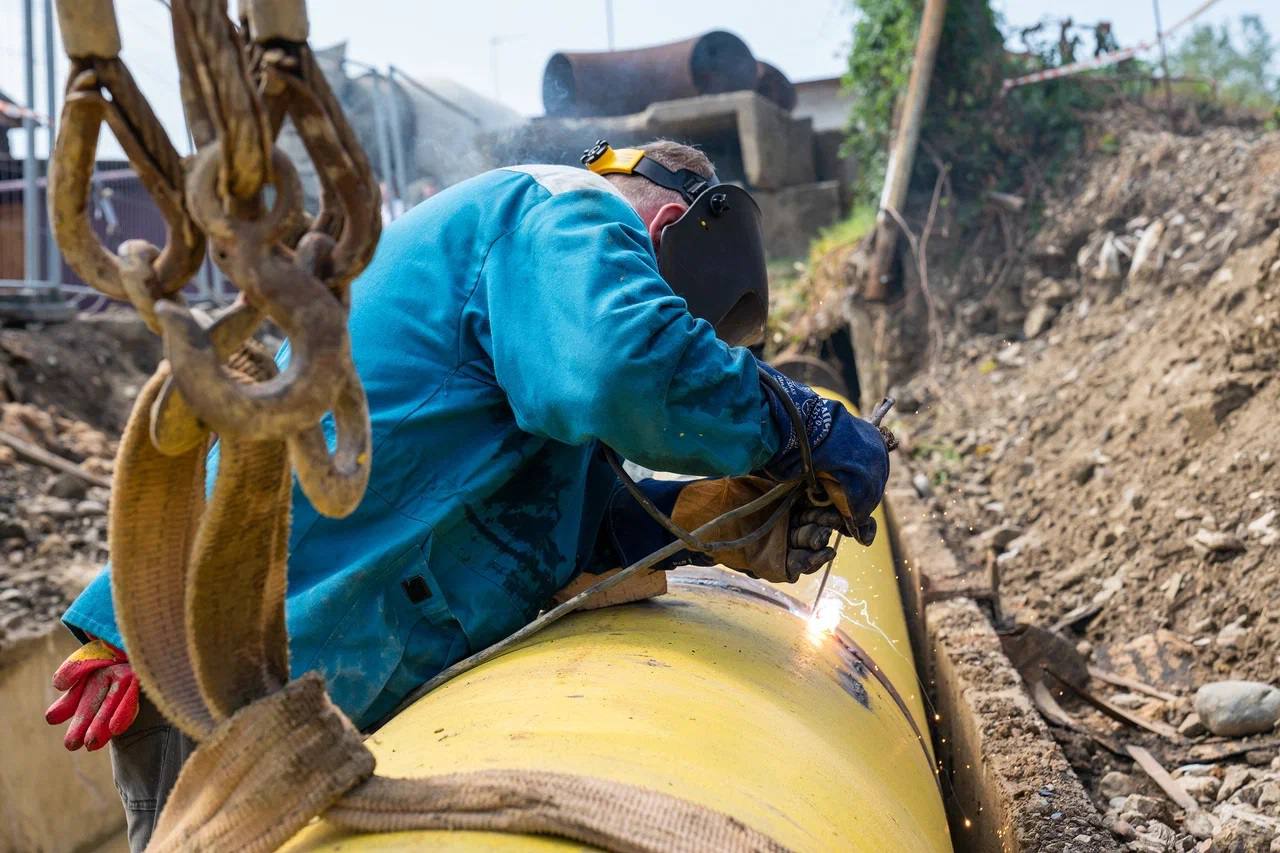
(582, 139, 768, 347)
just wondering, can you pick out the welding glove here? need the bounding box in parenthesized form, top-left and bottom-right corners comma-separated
(45, 637, 140, 751)
(599, 475, 845, 583)
(757, 362, 890, 547)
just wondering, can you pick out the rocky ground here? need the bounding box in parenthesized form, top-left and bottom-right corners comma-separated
(893, 124, 1280, 850)
(3, 117, 1277, 851)
(0, 314, 159, 650)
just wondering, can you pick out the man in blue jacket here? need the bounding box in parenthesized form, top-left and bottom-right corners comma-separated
(48, 140, 889, 850)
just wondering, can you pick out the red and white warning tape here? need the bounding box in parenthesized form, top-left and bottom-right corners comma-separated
(1002, 0, 1225, 93)
(0, 100, 50, 125)
(1003, 46, 1142, 91)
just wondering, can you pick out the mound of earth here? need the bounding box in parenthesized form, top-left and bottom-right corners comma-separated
(896, 123, 1280, 849)
(0, 314, 160, 650)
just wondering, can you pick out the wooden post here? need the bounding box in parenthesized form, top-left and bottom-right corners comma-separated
(865, 0, 949, 301)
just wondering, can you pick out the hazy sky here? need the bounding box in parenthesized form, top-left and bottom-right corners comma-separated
(2, 0, 1277, 159)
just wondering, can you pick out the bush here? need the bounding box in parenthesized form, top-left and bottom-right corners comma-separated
(1171, 14, 1280, 117)
(843, 0, 1101, 204)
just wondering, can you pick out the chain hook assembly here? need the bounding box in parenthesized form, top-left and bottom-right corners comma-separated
(49, 0, 381, 518)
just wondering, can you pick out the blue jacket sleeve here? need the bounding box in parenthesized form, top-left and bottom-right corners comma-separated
(483, 187, 780, 476)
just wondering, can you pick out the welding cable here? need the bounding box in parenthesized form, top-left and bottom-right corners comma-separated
(602, 449, 801, 556)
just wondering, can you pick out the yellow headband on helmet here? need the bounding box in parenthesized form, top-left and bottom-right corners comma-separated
(582, 142, 646, 177)
(580, 139, 717, 205)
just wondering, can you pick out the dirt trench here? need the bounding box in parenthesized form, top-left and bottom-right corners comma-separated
(843, 119, 1280, 851)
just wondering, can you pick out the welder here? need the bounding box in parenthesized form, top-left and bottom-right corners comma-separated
(47, 139, 889, 850)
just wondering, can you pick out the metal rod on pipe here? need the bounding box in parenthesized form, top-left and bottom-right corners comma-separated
(22, 0, 40, 286)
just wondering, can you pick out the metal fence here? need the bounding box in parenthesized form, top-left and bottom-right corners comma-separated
(0, 1, 416, 317)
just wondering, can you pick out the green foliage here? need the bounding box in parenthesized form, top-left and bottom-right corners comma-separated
(842, 0, 1007, 200)
(808, 204, 877, 263)
(922, 0, 1008, 194)
(1170, 15, 1280, 113)
(996, 74, 1103, 185)
(843, 0, 921, 198)
(843, 0, 1101, 205)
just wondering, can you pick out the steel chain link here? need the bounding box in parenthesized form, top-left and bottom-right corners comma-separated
(49, 0, 380, 517)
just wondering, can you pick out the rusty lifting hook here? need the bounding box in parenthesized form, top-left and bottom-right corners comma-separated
(49, 0, 380, 518)
(49, 2, 204, 311)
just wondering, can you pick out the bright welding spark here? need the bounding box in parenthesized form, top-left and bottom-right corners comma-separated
(831, 592, 901, 654)
(807, 597, 844, 644)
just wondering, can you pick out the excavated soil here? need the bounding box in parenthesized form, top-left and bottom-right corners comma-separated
(0, 314, 159, 651)
(893, 124, 1280, 850)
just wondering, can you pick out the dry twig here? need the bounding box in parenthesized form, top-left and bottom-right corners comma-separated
(1126, 745, 1200, 814)
(884, 159, 951, 361)
(0, 430, 112, 490)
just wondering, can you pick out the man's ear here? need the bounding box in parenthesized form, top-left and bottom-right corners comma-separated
(647, 202, 687, 251)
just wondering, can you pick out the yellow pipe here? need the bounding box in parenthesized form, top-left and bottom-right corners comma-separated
(284, 392, 950, 852)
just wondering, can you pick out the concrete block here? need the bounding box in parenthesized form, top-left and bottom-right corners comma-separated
(728, 94, 815, 189)
(487, 92, 817, 193)
(753, 180, 840, 259)
(0, 629, 124, 853)
(928, 599, 1116, 852)
(885, 465, 1115, 851)
(812, 128, 857, 210)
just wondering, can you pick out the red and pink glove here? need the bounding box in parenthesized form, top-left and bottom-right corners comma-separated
(45, 638, 140, 751)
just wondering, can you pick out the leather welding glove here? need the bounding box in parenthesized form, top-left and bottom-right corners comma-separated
(598, 475, 845, 583)
(45, 637, 140, 751)
(756, 361, 890, 547)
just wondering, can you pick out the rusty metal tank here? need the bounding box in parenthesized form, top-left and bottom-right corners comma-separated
(542, 30, 760, 118)
(755, 60, 797, 112)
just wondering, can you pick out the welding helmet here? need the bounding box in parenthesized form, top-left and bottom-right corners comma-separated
(581, 139, 768, 347)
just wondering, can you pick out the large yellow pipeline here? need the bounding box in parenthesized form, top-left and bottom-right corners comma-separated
(284, 393, 950, 852)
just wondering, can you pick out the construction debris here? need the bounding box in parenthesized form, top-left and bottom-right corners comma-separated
(1125, 744, 1198, 815)
(0, 431, 111, 490)
(0, 317, 154, 651)
(866, 114, 1280, 848)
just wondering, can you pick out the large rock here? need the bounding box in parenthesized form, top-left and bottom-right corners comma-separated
(1194, 681, 1280, 737)
(1023, 302, 1058, 339)
(1209, 820, 1273, 852)
(1098, 770, 1137, 799)
(1128, 220, 1165, 280)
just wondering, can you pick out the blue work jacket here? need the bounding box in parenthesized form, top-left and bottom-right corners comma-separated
(65, 165, 780, 729)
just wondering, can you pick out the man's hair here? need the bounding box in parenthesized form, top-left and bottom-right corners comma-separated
(603, 140, 716, 212)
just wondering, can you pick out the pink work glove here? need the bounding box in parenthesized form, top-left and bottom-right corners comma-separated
(45, 638, 140, 751)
